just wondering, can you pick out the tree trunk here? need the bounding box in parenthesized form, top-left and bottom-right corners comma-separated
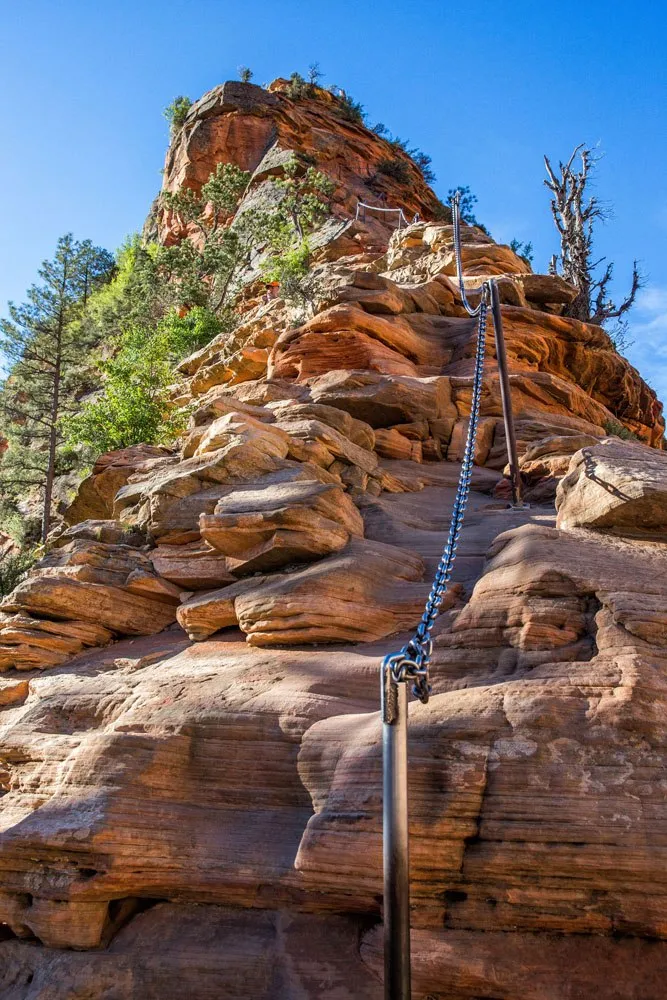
(41, 274, 67, 543)
(41, 368, 60, 543)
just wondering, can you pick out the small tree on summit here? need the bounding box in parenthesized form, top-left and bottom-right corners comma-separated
(238, 66, 253, 83)
(163, 96, 193, 134)
(307, 63, 323, 87)
(544, 144, 641, 328)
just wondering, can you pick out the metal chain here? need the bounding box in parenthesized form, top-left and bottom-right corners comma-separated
(381, 191, 490, 704)
(451, 190, 484, 317)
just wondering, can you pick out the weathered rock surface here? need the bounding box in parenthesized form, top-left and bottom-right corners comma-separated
(178, 537, 429, 644)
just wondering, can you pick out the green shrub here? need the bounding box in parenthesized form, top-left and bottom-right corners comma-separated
(238, 66, 253, 83)
(163, 96, 193, 134)
(66, 325, 186, 454)
(603, 418, 639, 441)
(287, 72, 308, 99)
(160, 306, 229, 357)
(262, 241, 313, 307)
(0, 549, 35, 598)
(336, 93, 365, 124)
(376, 157, 411, 184)
(510, 239, 534, 265)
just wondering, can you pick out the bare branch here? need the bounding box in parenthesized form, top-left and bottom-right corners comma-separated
(544, 143, 640, 333)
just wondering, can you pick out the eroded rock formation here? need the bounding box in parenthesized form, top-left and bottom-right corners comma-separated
(1, 78, 666, 999)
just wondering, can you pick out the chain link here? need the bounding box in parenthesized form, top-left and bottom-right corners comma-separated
(381, 192, 490, 704)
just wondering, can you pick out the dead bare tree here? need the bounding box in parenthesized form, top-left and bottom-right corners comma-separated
(544, 144, 641, 328)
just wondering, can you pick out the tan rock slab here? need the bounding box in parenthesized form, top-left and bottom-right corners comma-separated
(556, 438, 667, 535)
(235, 537, 427, 646)
(200, 478, 363, 575)
(2, 577, 177, 636)
(374, 428, 413, 461)
(150, 541, 236, 589)
(307, 370, 456, 428)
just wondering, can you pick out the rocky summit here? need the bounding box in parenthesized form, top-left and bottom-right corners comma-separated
(1, 79, 667, 999)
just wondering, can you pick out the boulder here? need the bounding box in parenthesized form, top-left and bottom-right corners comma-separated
(268, 401, 375, 450)
(270, 304, 448, 375)
(114, 413, 295, 533)
(200, 478, 363, 575)
(1, 539, 179, 648)
(373, 428, 414, 461)
(178, 537, 427, 645)
(556, 438, 667, 535)
(270, 328, 420, 380)
(516, 272, 578, 305)
(64, 446, 172, 526)
(236, 537, 428, 646)
(274, 415, 378, 475)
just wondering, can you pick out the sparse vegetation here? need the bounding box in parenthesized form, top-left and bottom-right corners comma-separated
(510, 238, 534, 265)
(376, 157, 411, 184)
(336, 92, 365, 124)
(0, 548, 36, 599)
(163, 96, 193, 134)
(603, 418, 639, 441)
(259, 158, 334, 312)
(287, 72, 308, 99)
(64, 154, 333, 453)
(372, 124, 435, 183)
(307, 62, 323, 87)
(238, 66, 253, 83)
(65, 164, 256, 455)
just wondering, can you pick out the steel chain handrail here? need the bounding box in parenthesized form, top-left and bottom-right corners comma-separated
(355, 201, 415, 229)
(381, 191, 490, 703)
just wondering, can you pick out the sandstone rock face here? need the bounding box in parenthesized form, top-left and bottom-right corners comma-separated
(556, 437, 667, 535)
(1, 76, 667, 999)
(159, 80, 444, 246)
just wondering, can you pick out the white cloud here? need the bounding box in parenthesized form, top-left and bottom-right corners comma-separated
(635, 286, 667, 314)
(626, 284, 667, 403)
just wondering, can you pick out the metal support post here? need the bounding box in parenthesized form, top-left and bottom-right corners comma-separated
(382, 665, 411, 1000)
(490, 281, 523, 506)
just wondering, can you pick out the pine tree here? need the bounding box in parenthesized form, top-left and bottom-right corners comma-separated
(0, 234, 114, 541)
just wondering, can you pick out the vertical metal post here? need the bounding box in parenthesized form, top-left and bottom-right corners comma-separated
(490, 281, 523, 506)
(382, 665, 411, 1000)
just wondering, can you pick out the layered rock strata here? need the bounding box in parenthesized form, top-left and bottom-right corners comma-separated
(1, 78, 666, 999)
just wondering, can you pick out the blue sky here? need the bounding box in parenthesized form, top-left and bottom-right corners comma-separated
(1, 0, 666, 402)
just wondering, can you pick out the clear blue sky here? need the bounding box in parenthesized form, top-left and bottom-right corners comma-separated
(2, 0, 666, 403)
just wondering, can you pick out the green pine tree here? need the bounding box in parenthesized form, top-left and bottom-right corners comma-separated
(0, 234, 114, 541)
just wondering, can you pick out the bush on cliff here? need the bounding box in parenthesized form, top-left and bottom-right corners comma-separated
(0, 548, 36, 598)
(258, 158, 333, 309)
(163, 96, 193, 134)
(65, 322, 190, 454)
(377, 157, 411, 184)
(65, 164, 255, 453)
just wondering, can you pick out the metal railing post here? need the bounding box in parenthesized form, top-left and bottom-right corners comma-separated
(382, 665, 411, 1000)
(489, 281, 523, 506)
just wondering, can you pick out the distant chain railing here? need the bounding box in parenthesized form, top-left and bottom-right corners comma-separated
(355, 201, 419, 231)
